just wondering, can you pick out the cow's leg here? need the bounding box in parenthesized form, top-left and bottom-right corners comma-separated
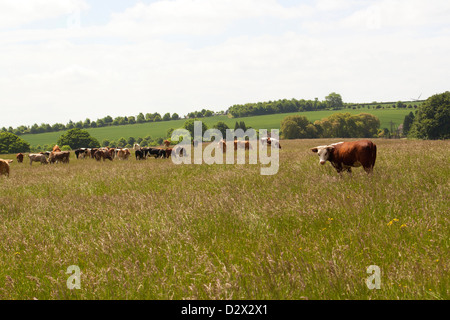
(364, 166, 373, 174)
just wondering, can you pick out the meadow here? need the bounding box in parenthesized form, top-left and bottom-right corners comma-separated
(0, 138, 448, 300)
(19, 107, 413, 147)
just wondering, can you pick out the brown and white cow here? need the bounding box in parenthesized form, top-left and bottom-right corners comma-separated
(0, 159, 13, 177)
(116, 148, 130, 160)
(261, 137, 281, 149)
(311, 140, 377, 174)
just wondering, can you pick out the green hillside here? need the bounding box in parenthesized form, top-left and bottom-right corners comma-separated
(20, 108, 414, 147)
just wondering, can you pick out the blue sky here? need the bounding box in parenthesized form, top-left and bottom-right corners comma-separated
(1, 0, 449, 128)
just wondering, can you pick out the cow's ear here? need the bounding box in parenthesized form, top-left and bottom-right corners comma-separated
(311, 148, 318, 153)
(327, 146, 335, 151)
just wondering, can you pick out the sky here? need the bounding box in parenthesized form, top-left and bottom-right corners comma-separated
(0, 0, 449, 128)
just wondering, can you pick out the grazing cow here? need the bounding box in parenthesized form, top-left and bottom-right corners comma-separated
(0, 159, 13, 177)
(28, 153, 48, 165)
(48, 151, 70, 164)
(172, 145, 186, 158)
(163, 140, 170, 148)
(16, 153, 24, 163)
(94, 150, 113, 161)
(146, 148, 166, 159)
(116, 148, 130, 160)
(52, 145, 61, 153)
(90, 148, 98, 159)
(261, 137, 281, 148)
(123, 148, 130, 160)
(311, 140, 377, 174)
(74, 148, 87, 159)
(218, 139, 227, 153)
(117, 149, 125, 160)
(135, 149, 145, 160)
(234, 140, 252, 150)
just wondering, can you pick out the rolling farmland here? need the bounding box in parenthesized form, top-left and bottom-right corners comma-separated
(19, 108, 414, 147)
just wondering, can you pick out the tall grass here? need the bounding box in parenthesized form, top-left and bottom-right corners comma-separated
(0, 138, 448, 299)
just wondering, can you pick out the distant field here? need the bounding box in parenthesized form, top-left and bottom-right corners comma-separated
(0, 138, 448, 299)
(20, 108, 414, 147)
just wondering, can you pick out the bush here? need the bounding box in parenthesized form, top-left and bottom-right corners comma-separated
(0, 132, 31, 154)
(57, 128, 100, 149)
(61, 145, 72, 151)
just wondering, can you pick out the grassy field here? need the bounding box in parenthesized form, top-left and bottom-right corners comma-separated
(19, 108, 413, 147)
(0, 138, 448, 300)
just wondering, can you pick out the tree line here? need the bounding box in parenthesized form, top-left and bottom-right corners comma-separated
(2, 108, 218, 137)
(1, 92, 447, 154)
(280, 113, 381, 139)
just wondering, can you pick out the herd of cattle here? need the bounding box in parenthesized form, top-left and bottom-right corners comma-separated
(0, 138, 377, 177)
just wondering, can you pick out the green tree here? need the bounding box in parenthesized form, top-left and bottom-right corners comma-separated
(172, 113, 180, 120)
(409, 91, 450, 139)
(127, 137, 136, 146)
(117, 137, 127, 148)
(137, 113, 146, 123)
(0, 132, 31, 154)
(57, 128, 100, 149)
(102, 139, 110, 147)
(167, 128, 175, 138)
(280, 115, 312, 139)
(163, 113, 171, 121)
(212, 121, 230, 137)
(325, 92, 344, 109)
(183, 119, 208, 139)
(402, 112, 415, 136)
(83, 118, 91, 128)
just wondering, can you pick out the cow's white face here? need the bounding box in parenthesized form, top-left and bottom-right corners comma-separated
(311, 145, 333, 165)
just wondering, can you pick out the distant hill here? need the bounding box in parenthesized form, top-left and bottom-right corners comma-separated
(20, 107, 415, 147)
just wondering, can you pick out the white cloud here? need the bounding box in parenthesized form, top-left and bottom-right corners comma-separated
(108, 0, 313, 37)
(0, 0, 449, 128)
(0, 0, 89, 30)
(341, 0, 450, 30)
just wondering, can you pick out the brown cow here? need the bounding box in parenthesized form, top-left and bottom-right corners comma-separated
(163, 140, 170, 148)
(0, 159, 13, 177)
(165, 148, 173, 158)
(94, 149, 113, 161)
(16, 153, 24, 163)
(52, 145, 61, 153)
(48, 151, 70, 164)
(311, 140, 377, 174)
